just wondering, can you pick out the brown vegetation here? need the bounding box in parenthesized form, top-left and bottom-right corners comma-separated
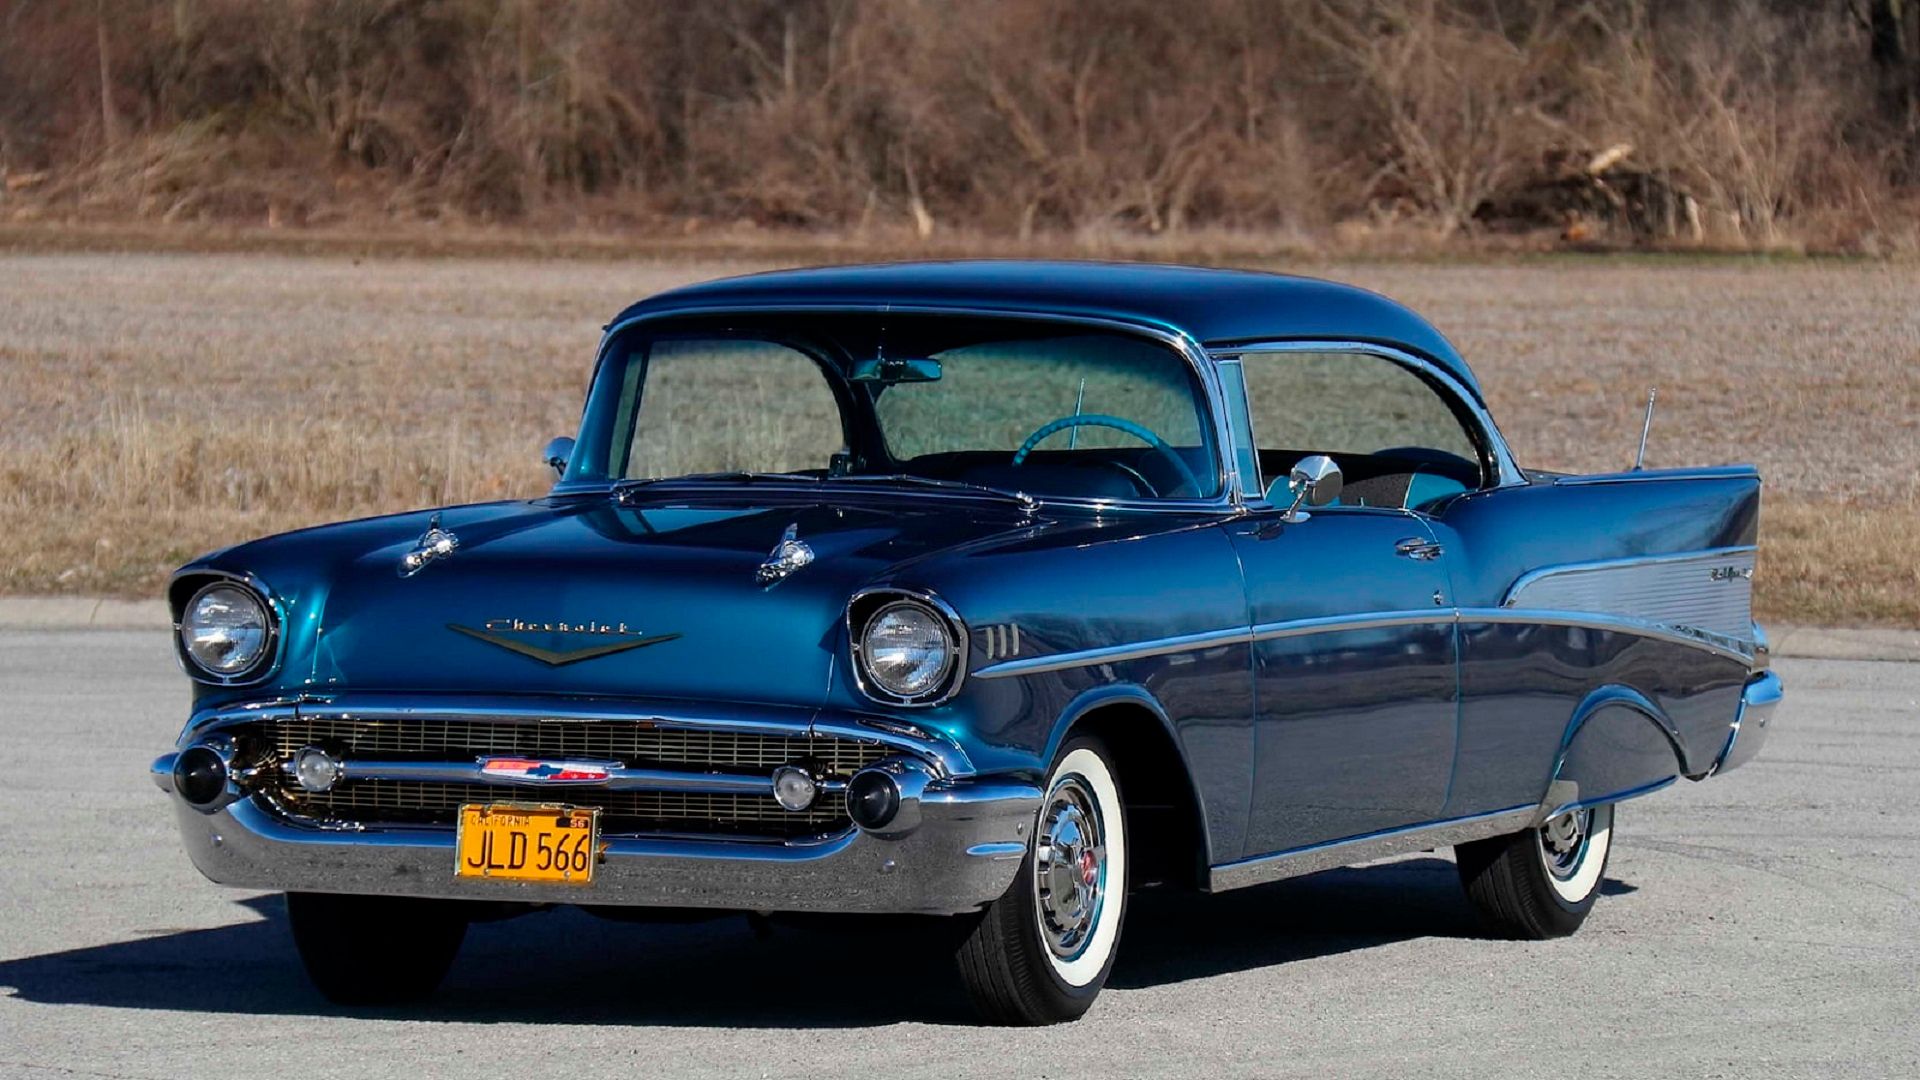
(2, 1, 1919, 252)
(1, 251, 1914, 626)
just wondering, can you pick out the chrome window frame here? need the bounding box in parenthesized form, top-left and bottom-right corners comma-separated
(558, 306, 1244, 515)
(1211, 340, 1525, 507)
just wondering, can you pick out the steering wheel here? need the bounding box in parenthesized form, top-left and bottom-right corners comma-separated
(1010, 413, 1204, 498)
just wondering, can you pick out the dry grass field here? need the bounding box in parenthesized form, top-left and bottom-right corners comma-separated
(0, 251, 1914, 625)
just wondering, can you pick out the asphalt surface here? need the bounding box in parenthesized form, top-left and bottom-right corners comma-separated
(1, 631, 1914, 1079)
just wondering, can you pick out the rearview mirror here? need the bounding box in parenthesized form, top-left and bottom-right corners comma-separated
(542, 436, 575, 478)
(1271, 454, 1342, 522)
(848, 356, 943, 384)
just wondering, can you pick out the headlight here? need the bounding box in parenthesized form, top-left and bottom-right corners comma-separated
(178, 582, 273, 678)
(857, 598, 959, 703)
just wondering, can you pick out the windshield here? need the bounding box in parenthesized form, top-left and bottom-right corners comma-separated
(569, 315, 1220, 502)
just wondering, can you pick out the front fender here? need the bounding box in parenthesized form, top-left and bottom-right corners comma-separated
(1041, 682, 1219, 866)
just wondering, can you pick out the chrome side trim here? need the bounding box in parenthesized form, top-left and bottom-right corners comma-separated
(971, 626, 1251, 679)
(1460, 607, 1755, 665)
(1208, 805, 1538, 892)
(1503, 545, 1757, 600)
(1551, 465, 1760, 487)
(1210, 340, 1526, 490)
(1503, 546, 1756, 641)
(1250, 609, 1451, 643)
(972, 606, 1749, 680)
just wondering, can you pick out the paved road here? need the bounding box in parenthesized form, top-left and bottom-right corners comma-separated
(1, 631, 1914, 1079)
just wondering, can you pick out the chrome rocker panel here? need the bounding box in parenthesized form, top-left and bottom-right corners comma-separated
(159, 779, 1039, 917)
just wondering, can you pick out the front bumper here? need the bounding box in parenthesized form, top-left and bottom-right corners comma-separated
(1713, 669, 1781, 775)
(155, 773, 1038, 916)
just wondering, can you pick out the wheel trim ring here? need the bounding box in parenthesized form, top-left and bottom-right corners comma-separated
(1033, 774, 1107, 963)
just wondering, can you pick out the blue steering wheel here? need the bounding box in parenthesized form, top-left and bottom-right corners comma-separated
(1010, 413, 1204, 497)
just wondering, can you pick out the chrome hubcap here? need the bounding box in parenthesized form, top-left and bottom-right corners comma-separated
(1538, 808, 1592, 880)
(1034, 776, 1106, 960)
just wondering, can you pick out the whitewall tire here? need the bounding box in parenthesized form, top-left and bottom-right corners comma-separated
(955, 736, 1128, 1024)
(1456, 802, 1615, 939)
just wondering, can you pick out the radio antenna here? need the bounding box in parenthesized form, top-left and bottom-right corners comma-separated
(1632, 388, 1657, 470)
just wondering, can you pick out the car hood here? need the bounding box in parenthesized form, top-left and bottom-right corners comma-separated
(207, 496, 1034, 709)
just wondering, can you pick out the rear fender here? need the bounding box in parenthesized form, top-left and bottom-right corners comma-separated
(1548, 685, 1688, 817)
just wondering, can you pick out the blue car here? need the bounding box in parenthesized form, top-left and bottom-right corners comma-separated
(154, 261, 1778, 1024)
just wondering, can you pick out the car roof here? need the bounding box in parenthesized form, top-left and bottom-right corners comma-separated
(609, 260, 1482, 400)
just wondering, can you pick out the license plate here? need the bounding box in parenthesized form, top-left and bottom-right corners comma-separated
(455, 804, 600, 885)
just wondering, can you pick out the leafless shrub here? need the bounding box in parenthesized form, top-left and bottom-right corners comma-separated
(0, 0, 1912, 250)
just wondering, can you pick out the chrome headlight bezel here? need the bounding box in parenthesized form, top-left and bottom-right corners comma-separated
(848, 589, 967, 707)
(173, 576, 281, 685)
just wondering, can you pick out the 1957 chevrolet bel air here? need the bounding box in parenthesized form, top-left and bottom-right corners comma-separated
(153, 261, 1777, 1024)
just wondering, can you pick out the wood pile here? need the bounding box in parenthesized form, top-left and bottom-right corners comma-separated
(1475, 144, 1704, 245)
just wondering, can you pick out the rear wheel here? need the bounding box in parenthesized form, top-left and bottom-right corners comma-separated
(286, 892, 469, 1005)
(1455, 803, 1614, 939)
(955, 737, 1128, 1025)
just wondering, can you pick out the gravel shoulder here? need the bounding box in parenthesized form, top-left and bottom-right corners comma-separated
(0, 633, 1914, 1079)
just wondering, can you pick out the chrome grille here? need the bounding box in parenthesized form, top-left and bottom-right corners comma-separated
(272, 780, 852, 834)
(261, 716, 891, 838)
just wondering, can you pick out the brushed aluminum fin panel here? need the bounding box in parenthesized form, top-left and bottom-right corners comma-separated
(1503, 548, 1755, 640)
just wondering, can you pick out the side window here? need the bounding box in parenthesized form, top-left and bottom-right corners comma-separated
(1240, 351, 1484, 510)
(622, 339, 845, 479)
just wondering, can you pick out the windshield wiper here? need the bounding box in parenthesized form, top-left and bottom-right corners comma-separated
(829, 473, 1038, 510)
(613, 471, 819, 502)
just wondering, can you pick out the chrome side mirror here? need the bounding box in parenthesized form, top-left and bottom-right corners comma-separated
(1272, 454, 1342, 522)
(542, 436, 575, 479)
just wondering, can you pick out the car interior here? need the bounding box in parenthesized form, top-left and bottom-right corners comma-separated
(1255, 446, 1480, 511)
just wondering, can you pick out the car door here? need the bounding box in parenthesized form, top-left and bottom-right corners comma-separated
(1227, 508, 1457, 856)
(1222, 347, 1488, 858)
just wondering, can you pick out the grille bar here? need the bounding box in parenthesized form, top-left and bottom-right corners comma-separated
(260, 715, 892, 838)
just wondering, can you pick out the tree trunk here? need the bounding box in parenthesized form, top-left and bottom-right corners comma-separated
(96, 3, 122, 148)
(1868, 0, 1920, 135)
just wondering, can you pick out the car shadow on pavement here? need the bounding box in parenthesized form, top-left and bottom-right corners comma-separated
(0, 860, 1635, 1027)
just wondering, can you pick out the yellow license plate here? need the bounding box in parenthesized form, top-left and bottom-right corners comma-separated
(455, 804, 600, 884)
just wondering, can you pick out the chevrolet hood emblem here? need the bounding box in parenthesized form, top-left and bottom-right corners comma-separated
(447, 621, 680, 666)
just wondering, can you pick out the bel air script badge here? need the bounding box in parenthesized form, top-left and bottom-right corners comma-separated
(447, 618, 680, 666)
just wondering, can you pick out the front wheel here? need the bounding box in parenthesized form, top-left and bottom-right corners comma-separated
(955, 737, 1129, 1025)
(1455, 803, 1614, 939)
(286, 892, 469, 1005)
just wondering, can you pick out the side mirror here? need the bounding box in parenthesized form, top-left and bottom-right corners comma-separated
(1270, 454, 1342, 522)
(542, 436, 575, 478)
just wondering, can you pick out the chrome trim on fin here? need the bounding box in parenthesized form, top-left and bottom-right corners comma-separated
(1502, 547, 1756, 641)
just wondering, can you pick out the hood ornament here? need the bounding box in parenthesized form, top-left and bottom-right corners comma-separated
(398, 513, 459, 578)
(756, 523, 815, 587)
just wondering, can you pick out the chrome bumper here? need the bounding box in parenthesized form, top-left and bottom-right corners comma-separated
(1713, 669, 1781, 775)
(155, 773, 1039, 916)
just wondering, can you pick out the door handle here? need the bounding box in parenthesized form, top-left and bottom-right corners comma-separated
(1394, 537, 1444, 560)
